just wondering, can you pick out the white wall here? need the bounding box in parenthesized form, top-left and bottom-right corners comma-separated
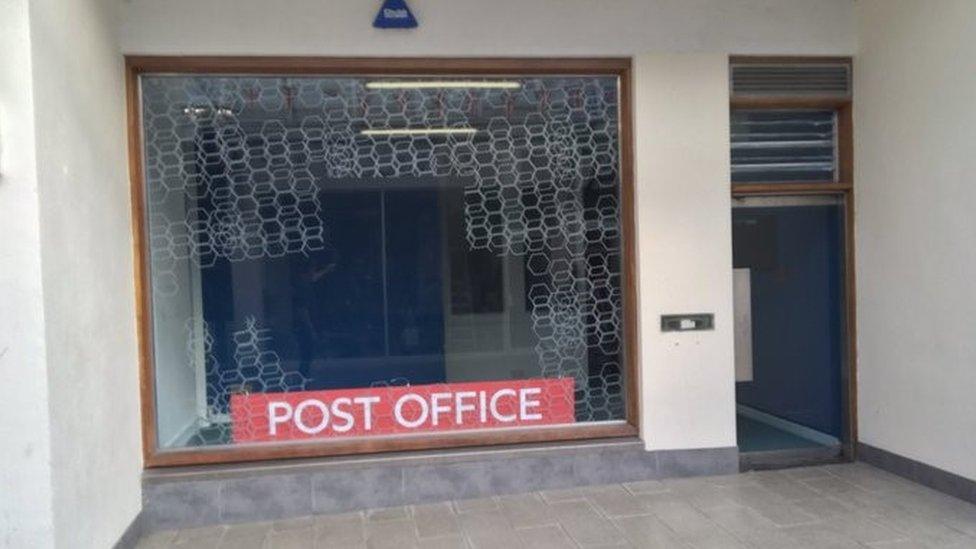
(120, 0, 855, 56)
(28, 0, 144, 546)
(855, 0, 976, 481)
(0, 1, 56, 546)
(634, 54, 737, 450)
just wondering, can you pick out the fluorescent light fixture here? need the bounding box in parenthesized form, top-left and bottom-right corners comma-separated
(365, 81, 521, 90)
(361, 128, 478, 136)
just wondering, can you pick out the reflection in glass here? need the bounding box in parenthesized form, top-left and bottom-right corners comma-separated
(141, 75, 626, 448)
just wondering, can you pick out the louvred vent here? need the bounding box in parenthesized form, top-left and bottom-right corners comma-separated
(731, 63, 851, 97)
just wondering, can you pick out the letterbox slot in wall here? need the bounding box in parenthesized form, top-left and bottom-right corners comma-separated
(661, 313, 714, 332)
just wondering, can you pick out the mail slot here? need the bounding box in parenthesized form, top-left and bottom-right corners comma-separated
(661, 314, 714, 332)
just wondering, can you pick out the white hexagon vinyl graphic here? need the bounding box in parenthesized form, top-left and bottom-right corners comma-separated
(143, 75, 624, 428)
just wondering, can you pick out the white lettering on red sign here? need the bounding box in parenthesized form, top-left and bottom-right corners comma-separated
(231, 378, 575, 442)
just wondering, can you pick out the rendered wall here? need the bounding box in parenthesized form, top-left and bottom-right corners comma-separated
(855, 0, 976, 481)
(0, 1, 56, 546)
(29, 0, 144, 546)
(634, 54, 737, 450)
(120, 0, 854, 56)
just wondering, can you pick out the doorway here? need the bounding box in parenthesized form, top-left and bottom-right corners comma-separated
(732, 195, 849, 468)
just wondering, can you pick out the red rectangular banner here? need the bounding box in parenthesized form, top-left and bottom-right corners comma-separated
(231, 378, 576, 443)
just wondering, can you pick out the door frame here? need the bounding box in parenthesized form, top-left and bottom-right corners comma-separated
(729, 56, 857, 461)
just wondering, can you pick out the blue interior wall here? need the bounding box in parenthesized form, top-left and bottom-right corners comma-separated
(733, 205, 844, 438)
(201, 186, 447, 393)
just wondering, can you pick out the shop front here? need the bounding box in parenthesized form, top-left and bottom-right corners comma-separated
(131, 58, 641, 472)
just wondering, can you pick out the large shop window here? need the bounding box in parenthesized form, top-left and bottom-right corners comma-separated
(138, 69, 631, 458)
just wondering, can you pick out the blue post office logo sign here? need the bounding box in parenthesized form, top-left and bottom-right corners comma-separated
(374, 0, 418, 29)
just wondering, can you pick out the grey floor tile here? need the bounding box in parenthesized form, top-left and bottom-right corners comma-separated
(267, 527, 315, 549)
(516, 525, 577, 548)
(824, 486, 903, 518)
(412, 503, 461, 539)
(172, 525, 226, 548)
(456, 509, 523, 549)
(711, 483, 781, 506)
(662, 477, 717, 496)
(585, 484, 651, 517)
(135, 463, 976, 549)
(623, 479, 669, 495)
(800, 475, 863, 496)
(497, 492, 558, 529)
(820, 514, 909, 545)
(753, 476, 823, 501)
(718, 484, 818, 527)
(927, 510, 976, 540)
(365, 519, 419, 549)
(416, 535, 468, 549)
(881, 486, 976, 537)
(681, 486, 748, 511)
(686, 538, 749, 549)
(827, 464, 916, 493)
(779, 465, 837, 481)
(746, 498, 821, 527)
(614, 514, 691, 548)
(870, 506, 975, 547)
(644, 499, 719, 539)
(452, 497, 497, 514)
(540, 485, 594, 503)
(314, 512, 365, 548)
(865, 541, 933, 549)
(716, 526, 794, 549)
(698, 504, 778, 538)
(367, 506, 411, 522)
(136, 530, 179, 549)
(700, 473, 757, 488)
(790, 496, 853, 521)
(634, 490, 686, 513)
(170, 539, 224, 549)
(549, 500, 627, 547)
(781, 522, 865, 549)
(647, 501, 748, 548)
(272, 516, 315, 531)
(219, 522, 272, 549)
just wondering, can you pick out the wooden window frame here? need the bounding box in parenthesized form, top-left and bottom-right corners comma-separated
(125, 56, 639, 468)
(729, 55, 858, 461)
(730, 56, 853, 194)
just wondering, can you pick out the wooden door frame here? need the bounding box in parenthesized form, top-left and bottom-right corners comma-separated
(728, 55, 858, 461)
(125, 56, 640, 468)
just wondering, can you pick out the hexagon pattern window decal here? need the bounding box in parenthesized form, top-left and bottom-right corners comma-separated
(141, 75, 625, 448)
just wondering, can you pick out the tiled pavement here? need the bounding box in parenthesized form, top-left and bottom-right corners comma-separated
(136, 462, 976, 548)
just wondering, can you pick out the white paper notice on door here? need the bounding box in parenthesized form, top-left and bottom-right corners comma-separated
(733, 268, 754, 383)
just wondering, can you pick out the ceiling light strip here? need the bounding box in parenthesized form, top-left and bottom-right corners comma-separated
(365, 81, 521, 90)
(360, 128, 479, 136)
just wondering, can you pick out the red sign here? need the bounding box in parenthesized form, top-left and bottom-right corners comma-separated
(231, 378, 575, 442)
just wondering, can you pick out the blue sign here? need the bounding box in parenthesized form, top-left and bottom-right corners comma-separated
(373, 0, 418, 29)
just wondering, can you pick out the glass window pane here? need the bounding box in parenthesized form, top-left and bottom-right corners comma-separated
(731, 109, 837, 183)
(732, 196, 847, 449)
(140, 75, 626, 449)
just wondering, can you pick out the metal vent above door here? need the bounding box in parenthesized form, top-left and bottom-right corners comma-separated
(731, 63, 851, 98)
